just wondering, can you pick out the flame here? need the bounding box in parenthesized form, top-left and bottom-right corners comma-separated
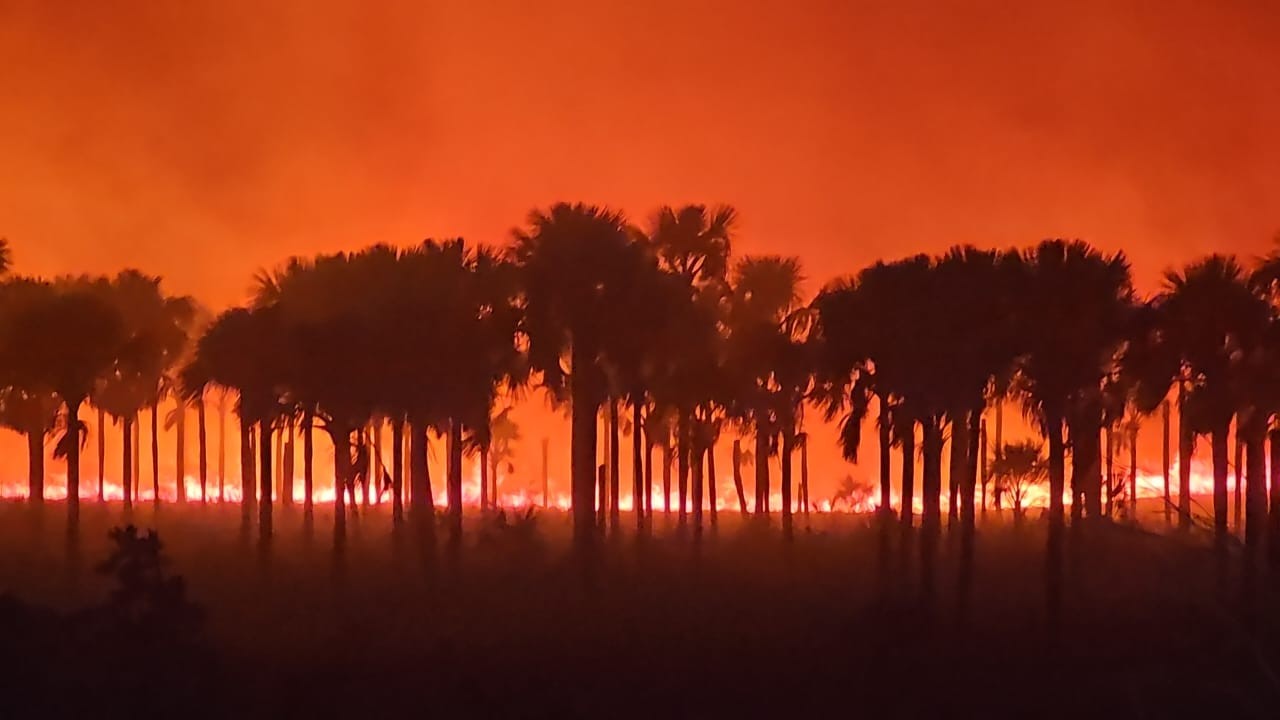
(0, 461, 1224, 516)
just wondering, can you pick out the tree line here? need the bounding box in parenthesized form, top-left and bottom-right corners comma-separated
(4, 207, 1280, 562)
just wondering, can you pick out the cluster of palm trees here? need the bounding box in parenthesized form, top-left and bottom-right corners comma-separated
(7, 212, 1280, 562)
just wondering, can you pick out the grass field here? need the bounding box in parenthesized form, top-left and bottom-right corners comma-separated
(2, 500, 1278, 717)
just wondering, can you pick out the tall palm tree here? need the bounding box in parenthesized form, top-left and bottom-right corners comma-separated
(0, 284, 125, 533)
(1015, 240, 1134, 538)
(513, 203, 653, 551)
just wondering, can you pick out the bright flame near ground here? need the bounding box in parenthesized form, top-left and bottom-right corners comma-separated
(0, 461, 1224, 517)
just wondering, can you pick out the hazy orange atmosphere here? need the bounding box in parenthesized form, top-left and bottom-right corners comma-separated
(2, 0, 1279, 500)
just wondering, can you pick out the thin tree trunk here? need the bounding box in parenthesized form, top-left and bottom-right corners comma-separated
(979, 418, 988, 514)
(596, 464, 607, 530)
(197, 394, 208, 503)
(217, 398, 226, 501)
(708, 440, 718, 527)
(964, 409, 980, 532)
(447, 421, 463, 540)
(677, 411, 689, 526)
(391, 418, 404, 525)
(878, 395, 892, 516)
(65, 397, 83, 534)
(361, 426, 372, 509)
(479, 441, 490, 511)
(1211, 426, 1229, 545)
(644, 437, 654, 519)
(1243, 419, 1266, 551)
(281, 416, 294, 506)
(799, 436, 809, 519)
(1104, 424, 1114, 518)
(901, 421, 915, 528)
(303, 412, 315, 513)
(994, 400, 1004, 511)
(273, 422, 283, 506)
(780, 429, 794, 540)
(331, 425, 350, 548)
(609, 400, 620, 530)
(151, 401, 159, 504)
(661, 442, 672, 516)
(27, 429, 44, 504)
(1162, 400, 1171, 525)
(754, 425, 769, 519)
(1047, 411, 1066, 533)
(258, 419, 272, 541)
(175, 402, 186, 504)
(239, 415, 254, 525)
(921, 417, 943, 536)
(731, 439, 747, 514)
(1268, 428, 1280, 563)
(1233, 432, 1243, 533)
(122, 417, 133, 509)
(948, 412, 969, 527)
(632, 402, 643, 530)
(490, 452, 500, 509)
(1128, 424, 1138, 524)
(132, 412, 140, 501)
(97, 407, 105, 502)
(691, 443, 704, 535)
(1177, 385, 1192, 530)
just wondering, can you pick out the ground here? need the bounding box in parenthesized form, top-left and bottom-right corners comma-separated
(1, 501, 1278, 717)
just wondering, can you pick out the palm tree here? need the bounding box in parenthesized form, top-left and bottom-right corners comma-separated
(1015, 240, 1134, 538)
(0, 283, 125, 533)
(0, 388, 58, 503)
(1156, 256, 1269, 545)
(513, 203, 653, 551)
(990, 440, 1048, 519)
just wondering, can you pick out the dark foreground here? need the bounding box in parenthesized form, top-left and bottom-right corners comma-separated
(2, 501, 1279, 718)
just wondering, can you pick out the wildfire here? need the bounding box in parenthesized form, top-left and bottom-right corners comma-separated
(0, 462, 1224, 517)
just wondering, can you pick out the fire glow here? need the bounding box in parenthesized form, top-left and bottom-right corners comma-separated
(0, 462, 1224, 517)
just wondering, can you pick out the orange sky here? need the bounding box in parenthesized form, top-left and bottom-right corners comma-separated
(1, 1, 1279, 499)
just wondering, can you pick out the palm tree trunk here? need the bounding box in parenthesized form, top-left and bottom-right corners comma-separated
(1072, 415, 1102, 520)
(1104, 425, 1114, 518)
(780, 429, 794, 540)
(901, 421, 915, 528)
(731, 439, 747, 514)
(447, 421, 463, 540)
(632, 402, 643, 529)
(480, 442, 490, 511)
(1161, 400, 1171, 525)
(644, 437, 654, 519)
(661, 442, 672, 516)
(1046, 411, 1066, 534)
(408, 419, 434, 518)
(1233, 432, 1243, 533)
(608, 400, 620, 530)
(151, 401, 160, 503)
(948, 413, 968, 527)
(27, 429, 44, 504)
(964, 409, 981, 531)
(217, 398, 226, 501)
(197, 394, 208, 503)
(360, 426, 371, 509)
(96, 407, 105, 502)
(273, 422, 283, 506)
(65, 396, 85, 535)
(921, 417, 943, 536)
(799, 436, 809, 519)
(1128, 424, 1138, 524)
(691, 444, 704, 535)
(258, 419, 272, 541)
(175, 402, 186, 504)
(1211, 425, 1229, 545)
(707, 441, 718, 528)
(1177, 385, 1192, 530)
(596, 464, 607, 529)
(391, 417, 404, 525)
(1268, 428, 1280, 563)
(132, 412, 141, 501)
(122, 417, 133, 509)
(302, 412, 314, 512)
(490, 453, 500, 509)
(281, 417, 294, 506)
(1243, 419, 1266, 551)
(979, 418, 988, 515)
(878, 395, 892, 517)
(677, 411, 689, 526)
(331, 424, 350, 548)
(754, 425, 769, 519)
(239, 415, 254, 525)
